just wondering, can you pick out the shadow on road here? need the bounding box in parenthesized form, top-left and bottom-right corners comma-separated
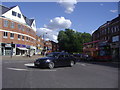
(26, 65, 70, 70)
(78, 61, 119, 68)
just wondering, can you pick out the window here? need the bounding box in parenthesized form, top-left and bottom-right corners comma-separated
(18, 35, 21, 40)
(10, 33, 14, 39)
(112, 36, 119, 42)
(21, 26, 24, 31)
(12, 11, 16, 16)
(22, 36, 24, 40)
(3, 32, 8, 38)
(18, 24, 21, 30)
(10, 22, 15, 28)
(4, 20, 9, 27)
(38, 39, 40, 42)
(18, 13, 21, 18)
(26, 37, 28, 41)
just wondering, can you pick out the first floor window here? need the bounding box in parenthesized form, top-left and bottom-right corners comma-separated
(10, 33, 14, 39)
(22, 36, 24, 40)
(3, 32, 8, 38)
(18, 35, 21, 40)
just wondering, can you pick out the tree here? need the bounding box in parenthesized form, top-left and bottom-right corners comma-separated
(58, 29, 92, 53)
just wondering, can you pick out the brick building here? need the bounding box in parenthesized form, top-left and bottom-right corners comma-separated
(83, 14, 120, 60)
(0, 5, 36, 56)
(36, 35, 44, 55)
(50, 41, 59, 52)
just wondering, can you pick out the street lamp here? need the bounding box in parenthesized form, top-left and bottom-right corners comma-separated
(11, 42, 13, 58)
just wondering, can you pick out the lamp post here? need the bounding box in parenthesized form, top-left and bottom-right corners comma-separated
(11, 42, 13, 58)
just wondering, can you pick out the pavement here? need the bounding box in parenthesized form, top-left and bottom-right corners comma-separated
(0, 55, 44, 60)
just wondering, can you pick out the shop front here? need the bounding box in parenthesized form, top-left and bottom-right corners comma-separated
(16, 44, 28, 56)
(111, 35, 120, 61)
(1, 43, 15, 56)
(30, 46, 36, 56)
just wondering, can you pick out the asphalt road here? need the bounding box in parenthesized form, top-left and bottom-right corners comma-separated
(2, 59, 118, 88)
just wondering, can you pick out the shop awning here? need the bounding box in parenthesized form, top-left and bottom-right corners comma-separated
(17, 47, 28, 50)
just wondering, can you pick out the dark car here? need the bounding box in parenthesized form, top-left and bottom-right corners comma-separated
(73, 53, 84, 62)
(34, 52, 76, 69)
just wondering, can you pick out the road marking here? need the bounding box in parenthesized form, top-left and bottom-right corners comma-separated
(7, 67, 57, 72)
(77, 63, 86, 66)
(8, 68, 27, 71)
(35, 69, 57, 71)
(81, 64, 86, 66)
(24, 63, 34, 67)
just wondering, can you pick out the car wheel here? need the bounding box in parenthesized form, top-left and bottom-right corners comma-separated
(70, 60, 74, 67)
(48, 62, 54, 69)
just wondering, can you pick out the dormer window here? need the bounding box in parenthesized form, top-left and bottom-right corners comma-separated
(12, 11, 16, 16)
(18, 13, 21, 18)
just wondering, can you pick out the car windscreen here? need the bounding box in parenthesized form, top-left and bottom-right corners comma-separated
(46, 53, 60, 57)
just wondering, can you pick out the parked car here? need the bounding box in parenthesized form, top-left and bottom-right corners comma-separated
(73, 53, 84, 62)
(82, 54, 93, 61)
(34, 52, 76, 69)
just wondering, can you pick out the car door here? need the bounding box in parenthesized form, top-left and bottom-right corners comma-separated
(57, 54, 65, 66)
(64, 54, 71, 65)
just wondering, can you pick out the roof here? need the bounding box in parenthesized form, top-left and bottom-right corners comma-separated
(0, 5, 10, 14)
(23, 15, 34, 26)
(0, 5, 35, 27)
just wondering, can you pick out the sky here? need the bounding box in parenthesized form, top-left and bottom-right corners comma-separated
(2, 1, 119, 42)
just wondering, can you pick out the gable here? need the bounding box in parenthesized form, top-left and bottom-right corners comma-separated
(2, 6, 26, 24)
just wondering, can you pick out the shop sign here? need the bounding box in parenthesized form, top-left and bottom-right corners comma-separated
(5, 44, 11, 47)
(26, 45, 30, 49)
(16, 44, 26, 48)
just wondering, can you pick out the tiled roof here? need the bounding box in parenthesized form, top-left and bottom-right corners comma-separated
(0, 5, 10, 14)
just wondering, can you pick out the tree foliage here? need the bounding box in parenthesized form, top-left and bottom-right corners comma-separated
(58, 29, 92, 53)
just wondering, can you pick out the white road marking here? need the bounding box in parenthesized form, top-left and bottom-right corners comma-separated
(24, 63, 34, 67)
(77, 63, 86, 66)
(8, 68, 27, 71)
(7, 67, 56, 72)
(81, 64, 86, 66)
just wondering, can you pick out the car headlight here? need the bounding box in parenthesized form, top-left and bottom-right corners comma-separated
(46, 59, 50, 62)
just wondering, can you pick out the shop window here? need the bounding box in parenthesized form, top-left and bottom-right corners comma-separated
(10, 33, 14, 39)
(4, 20, 9, 27)
(10, 22, 15, 28)
(12, 11, 16, 16)
(3, 32, 8, 38)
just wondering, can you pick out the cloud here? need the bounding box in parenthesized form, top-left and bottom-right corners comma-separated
(58, 0, 77, 14)
(37, 17, 72, 42)
(37, 28, 58, 42)
(44, 17, 72, 30)
(110, 9, 118, 13)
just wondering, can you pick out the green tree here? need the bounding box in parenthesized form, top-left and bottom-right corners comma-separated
(58, 29, 92, 53)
